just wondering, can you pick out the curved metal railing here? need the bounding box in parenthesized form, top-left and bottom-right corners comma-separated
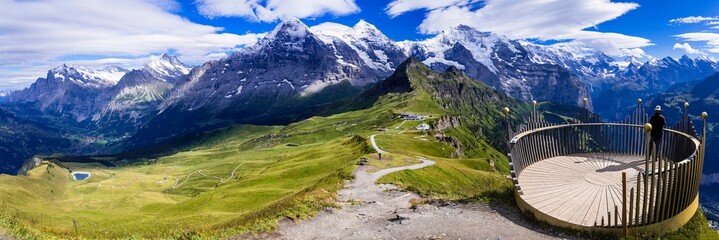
(507, 101, 707, 230)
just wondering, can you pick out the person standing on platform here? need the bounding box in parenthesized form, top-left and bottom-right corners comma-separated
(649, 105, 666, 160)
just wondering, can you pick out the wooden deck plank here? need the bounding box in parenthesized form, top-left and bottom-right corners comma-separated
(517, 153, 645, 226)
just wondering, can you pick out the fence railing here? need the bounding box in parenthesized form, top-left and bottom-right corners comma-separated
(507, 100, 707, 232)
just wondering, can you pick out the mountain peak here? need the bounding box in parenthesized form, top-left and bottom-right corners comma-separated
(623, 56, 642, 66)
(160, 53, 174, 61)
(143, 54, 190, 79)
(51, 63, 80, 72)
(45, 64, 125, 87)
(352, 19, 380, 32)
(102, 66, 129, 73)
(454, 24, 475, 32)
(265, 18, 310, 41)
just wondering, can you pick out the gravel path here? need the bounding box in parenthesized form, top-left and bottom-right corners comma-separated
(369, 134, 389, 154)
(276, 158, 572, 240)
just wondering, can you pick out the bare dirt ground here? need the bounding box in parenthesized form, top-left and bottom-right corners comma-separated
(274, 158, 576, 240)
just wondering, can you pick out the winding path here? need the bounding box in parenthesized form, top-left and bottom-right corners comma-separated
(277, 137, 567, 240)
(172, 162, 245, 189)
(369, 134, 389, 155)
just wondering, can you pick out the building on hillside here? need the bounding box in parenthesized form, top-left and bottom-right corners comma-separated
(400, 113, 424, 121)
(415, 123, 430, 131)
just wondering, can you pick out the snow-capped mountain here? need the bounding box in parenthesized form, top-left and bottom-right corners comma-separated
(400, 25, 590, 107)
(143, 53, 192, 83)
(594, 55, 719, 119)
(161, 18, 380, 109)
(312, 20, 407, 72)
(6, 65, 130, 121)
(4, 54, 189, 133)
(92, 54, 190, 134)
(521, 43, 622, 91)
(132, 18, 398, 144)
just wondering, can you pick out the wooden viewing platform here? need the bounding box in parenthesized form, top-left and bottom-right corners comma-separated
(519, 153, 644, 226)
(505, 100, 708, 236)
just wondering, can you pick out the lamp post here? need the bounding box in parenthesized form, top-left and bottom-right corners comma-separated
(531, 100, 537, 122)
(582, 98, 588, 123)
(636, 98, 642, 124)
(504, 107, 511, 151)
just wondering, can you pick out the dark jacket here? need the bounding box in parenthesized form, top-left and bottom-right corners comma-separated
(649, 113, 666, 139)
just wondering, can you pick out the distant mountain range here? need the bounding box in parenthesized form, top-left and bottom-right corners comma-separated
(646, 72, 719, 222)
(1, 18, 718, 175)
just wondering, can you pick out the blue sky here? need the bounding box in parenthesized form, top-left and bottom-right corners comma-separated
(0, 0, 718, 91)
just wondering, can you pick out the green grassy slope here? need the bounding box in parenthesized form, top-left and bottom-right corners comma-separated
(0, 127, 373, 238)
(377, 157, 514, 203)
(0, 58, 521, 238)
(2, 58, 705, 239)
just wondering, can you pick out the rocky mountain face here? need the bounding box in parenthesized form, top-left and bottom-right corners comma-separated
(0, 107, 72, 174)
(0, 54, 189, 173)
(6, 65, 129, 122)
(520, 40, 719, 119)
(93, 54, 189, 136)
(5, 54, 189, 131)
(522, 43, 624, 91)
(129, 19, 403, 145)
(313, 20, 408, 73)
(357, 58, 528, 156)
(400, 25, 591, 108)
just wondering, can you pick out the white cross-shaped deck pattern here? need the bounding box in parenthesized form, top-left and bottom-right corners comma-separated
(518, 153, 647, 226)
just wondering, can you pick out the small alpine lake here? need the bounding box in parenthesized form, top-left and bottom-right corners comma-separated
(72, 172, 91, 181)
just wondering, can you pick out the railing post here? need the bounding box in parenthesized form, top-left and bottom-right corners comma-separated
(636, 173, 642, 224)
(623, 172, 628, 236)
(630, 187, 635, 227)
(642, 123, 652, 224)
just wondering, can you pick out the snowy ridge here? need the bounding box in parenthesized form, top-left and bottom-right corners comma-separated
(49, 64, 129, 88)
(310, 20, 406, 72)
(144, 54, 190, 81)
(400, 25, 514, 73)
(252, 18, 313, 52)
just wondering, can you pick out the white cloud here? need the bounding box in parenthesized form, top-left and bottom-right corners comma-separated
(671, 16, 719, 54)
(387, 0, 651, 57)
(673, 42, 703, 55)
(675, 32, 719, 53)
(195, 0, 360, 22)
(0, 0, 265, 90)
(309, 22, 352, 34)
(385, 0, 476, 17)
(669, 16, 719, 24)
(144, 0, 182, 12)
